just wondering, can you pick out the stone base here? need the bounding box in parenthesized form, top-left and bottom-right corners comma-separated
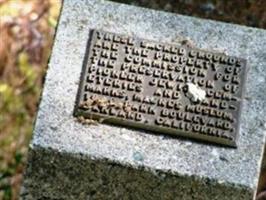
(21, 147, 252, 200)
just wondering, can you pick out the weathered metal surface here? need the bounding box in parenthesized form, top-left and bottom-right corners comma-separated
(75, 29, 247, 147)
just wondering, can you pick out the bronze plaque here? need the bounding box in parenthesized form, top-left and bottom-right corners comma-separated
(75, 30, 247, 147)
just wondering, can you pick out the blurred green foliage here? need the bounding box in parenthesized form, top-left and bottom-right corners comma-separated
(0, 1, 61, 199)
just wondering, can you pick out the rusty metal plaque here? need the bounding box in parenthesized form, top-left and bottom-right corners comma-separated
(74, 29, 247, 147)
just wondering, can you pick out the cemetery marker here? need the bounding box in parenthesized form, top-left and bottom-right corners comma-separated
(20, 1, 266, 199)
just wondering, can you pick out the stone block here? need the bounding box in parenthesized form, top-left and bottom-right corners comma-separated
(21, 0, 266, 199)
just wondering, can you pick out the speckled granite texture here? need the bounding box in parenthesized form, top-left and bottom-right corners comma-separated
(21, 0, 266, 199)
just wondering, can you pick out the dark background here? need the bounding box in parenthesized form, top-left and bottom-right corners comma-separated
(114, 0, 266, 28)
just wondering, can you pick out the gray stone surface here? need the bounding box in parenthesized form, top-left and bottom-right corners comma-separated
(21, 0, 266, 199)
